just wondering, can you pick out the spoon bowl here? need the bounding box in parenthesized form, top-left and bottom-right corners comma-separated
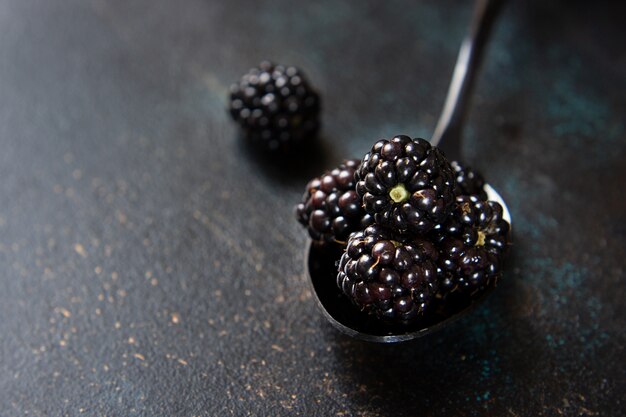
(307, 184, 510, 343)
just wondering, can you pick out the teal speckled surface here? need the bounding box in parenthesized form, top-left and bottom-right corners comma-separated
(0, 0, 624, 416)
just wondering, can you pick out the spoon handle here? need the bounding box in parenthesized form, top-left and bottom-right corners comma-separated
(430, 0, 504, 161)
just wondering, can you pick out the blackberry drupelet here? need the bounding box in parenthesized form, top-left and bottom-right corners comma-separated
(337, 224, 439, 323)
(434, 195, 510, 295)
(229, 61, 320, 151)
(451, 160, 488, 200)
(296, 159, 373, 243)
(355, 135, 457, 235)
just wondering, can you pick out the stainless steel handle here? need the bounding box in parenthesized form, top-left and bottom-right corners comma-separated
(430, 0, 504, 161)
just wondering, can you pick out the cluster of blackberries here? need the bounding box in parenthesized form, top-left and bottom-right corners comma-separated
(229, 61, 320, 151)
(296, 135, 510, 325)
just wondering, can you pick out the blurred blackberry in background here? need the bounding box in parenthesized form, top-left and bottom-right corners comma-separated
(434, 195, 510, 295)
(229, 61, 320, 151)
(337, 224, 439, 323)
(296, 159, 373, 243)
(356, 135, 457, 235)
(451, 160, 488, 200)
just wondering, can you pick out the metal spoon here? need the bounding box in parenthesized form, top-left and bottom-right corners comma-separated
(307, 0, 511, 343)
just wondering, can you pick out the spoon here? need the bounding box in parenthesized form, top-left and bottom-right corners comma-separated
(307, 0, 510, 343)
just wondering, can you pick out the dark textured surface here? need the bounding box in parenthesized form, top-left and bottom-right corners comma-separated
(1, 0, 624, 415)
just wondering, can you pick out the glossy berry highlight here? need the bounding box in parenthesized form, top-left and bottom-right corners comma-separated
(356, 135, 457, 235)
(451, 160, 488, 200)
(434, 195, 510, 295)
(337, 224, 440, 323)
(296, 159, 373, 243)
(229, 61, 320, 151)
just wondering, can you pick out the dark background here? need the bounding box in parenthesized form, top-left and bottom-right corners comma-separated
(1, 0, 624, 416)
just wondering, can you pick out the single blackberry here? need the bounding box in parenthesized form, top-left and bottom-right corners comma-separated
(229, 61, 321, 151)
(434, 195, 510, 295)
(451, 160, 488, 200)
(356, 135, 457, 235)
(296, 159, 373, 243)
(337, 224, 439, 323)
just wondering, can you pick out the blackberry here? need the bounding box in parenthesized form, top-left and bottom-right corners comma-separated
(451, 160, 488, 200)
(296, 159, 373, 243)
(434, 195, 510, 295)
(229, 61, 321, 151)
(337, 224, 439, 323)
(356, 135, 457, 235)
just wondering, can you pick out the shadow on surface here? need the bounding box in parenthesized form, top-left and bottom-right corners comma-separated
(326, 246, 547, 416)
(237, 133, 339, 188)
